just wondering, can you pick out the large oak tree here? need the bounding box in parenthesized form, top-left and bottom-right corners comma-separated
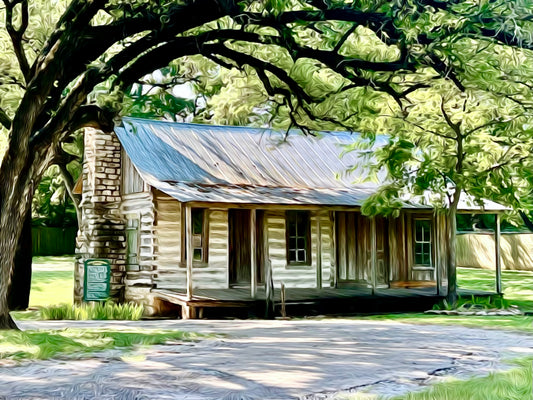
(1, 0, 532, 328)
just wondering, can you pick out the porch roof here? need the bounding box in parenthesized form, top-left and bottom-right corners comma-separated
(115, 117, 505, 211)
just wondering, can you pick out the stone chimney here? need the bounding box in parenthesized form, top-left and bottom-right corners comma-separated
(74, 127, 126, 303)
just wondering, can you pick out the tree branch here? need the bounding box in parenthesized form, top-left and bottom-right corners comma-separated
(0, 108, 12, 130)
(3, 0, 30, 81)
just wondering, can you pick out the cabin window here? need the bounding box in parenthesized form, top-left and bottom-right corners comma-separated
(414, 219, 432, 266)
(286, 211, 311, 266)
(122, 150, 144, 194)
(181, 208, 208, 265)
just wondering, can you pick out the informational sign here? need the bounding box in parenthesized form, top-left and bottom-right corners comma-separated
(83, 259, 111, 301)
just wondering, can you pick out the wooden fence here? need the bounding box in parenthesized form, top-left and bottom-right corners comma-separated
(457, 232, 533, 271)
(31, 226, 77, 256)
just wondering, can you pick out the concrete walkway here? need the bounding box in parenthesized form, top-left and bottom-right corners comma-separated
(3, 319, 532, 399)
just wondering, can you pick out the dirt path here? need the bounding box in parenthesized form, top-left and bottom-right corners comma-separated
(5, 319, 532, 399)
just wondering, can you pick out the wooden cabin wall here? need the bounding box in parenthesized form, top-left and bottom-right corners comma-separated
(266, 210, 333, 288)
(152, 192, 228, 289)
(152, 191, 184, 289)
(318, 212, 334, 288)
(197, 210, 228, 289)
(122, 191, 157, 303)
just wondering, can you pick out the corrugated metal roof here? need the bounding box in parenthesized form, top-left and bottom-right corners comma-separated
(115, 117, 505, 211)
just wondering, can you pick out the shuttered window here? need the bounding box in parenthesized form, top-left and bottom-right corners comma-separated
(126, 219, 140, 270)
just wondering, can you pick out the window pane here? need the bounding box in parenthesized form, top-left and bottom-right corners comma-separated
(289, 238, 296, 249)
(193, 248, 202, 261)
(415, 224, 423, 242)
(192, 209, 204, 235)
(297, 249, 306, 262)
(288, 250, 296, 262)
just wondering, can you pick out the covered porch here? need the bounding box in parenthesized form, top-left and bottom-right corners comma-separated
(152, 286, 496, 319)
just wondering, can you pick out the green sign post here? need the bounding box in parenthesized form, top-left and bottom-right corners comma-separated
(83, 259, 111, 301)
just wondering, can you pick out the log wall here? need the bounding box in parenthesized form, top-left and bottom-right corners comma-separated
(266, 210, 333, 288)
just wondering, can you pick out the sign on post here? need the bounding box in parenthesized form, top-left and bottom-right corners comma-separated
(83, 259, 111, 301)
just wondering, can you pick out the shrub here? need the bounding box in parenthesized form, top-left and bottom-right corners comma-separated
(39, 302, 144, 320)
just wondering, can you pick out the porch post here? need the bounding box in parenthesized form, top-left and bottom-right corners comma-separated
(185, 205, 193, 300)
(316, 214, 322, 289)
(495, 213, 502, 295)
(370, 216, 377, 294)
(250, 209, 257, 299)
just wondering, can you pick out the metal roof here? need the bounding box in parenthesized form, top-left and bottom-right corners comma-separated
(115, 117, 505, 211)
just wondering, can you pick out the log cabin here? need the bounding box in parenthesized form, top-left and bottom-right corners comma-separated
(74, 117, 505, 318)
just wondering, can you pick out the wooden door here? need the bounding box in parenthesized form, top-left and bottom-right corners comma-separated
(336, 212, 370, 285)
(229, 209, 252, 286)
(375, 216, 389, 287)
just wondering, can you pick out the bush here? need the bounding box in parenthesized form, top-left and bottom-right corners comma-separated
(433, 295, 510, 311)
(39, 302, 144, 320)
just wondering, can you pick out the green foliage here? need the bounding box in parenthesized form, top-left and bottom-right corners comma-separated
(39, 302, 144, 321)
(32, 165, 78, 227)
(432, 295, 510, 311)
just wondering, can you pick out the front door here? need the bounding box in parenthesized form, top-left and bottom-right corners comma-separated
(229, 209, 252, 286)
(336, 212, 389, 287)
(336, 211, 370, 285)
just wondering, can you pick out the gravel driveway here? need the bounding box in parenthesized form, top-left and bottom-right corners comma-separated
(4, 319, 532, 399)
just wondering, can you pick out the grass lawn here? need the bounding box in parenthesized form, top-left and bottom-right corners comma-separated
(360, 267, 533, 332)
(457, 267, 533, 311)
(0, 328, 207, 362)
(29, 255, 74, 307)
(344, 358, 533, 400)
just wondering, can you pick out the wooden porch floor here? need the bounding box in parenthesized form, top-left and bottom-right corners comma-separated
(152, 286, 497, 317)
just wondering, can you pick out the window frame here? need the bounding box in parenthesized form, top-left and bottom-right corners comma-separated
(413, 217, 433, 268)
(180, 207, 209, 267)
(285, 210, 312, 267)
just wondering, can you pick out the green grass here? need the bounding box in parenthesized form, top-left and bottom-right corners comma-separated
(29, 255, 74, 307)
(358, 267, 533, 332)
(458, 267, 533, 311)
(0, 329, 206, 362)
(388, 358, 533, 400)
(340, 358, 533, 400)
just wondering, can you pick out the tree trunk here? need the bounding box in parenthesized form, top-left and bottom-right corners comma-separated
(445, 192, 460, 305)
(0, 138, 50, 329)
(0, 191, 30, 329)
(8, 209, 33, 311)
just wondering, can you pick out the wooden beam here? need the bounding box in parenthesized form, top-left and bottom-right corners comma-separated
(370, 216, 377, 294)
(250, 209, 257, 298)
(185, 205, 193, 301)
(316, 214, 322, 289)
(495, 213, 502, 294)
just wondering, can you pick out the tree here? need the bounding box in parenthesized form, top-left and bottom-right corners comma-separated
(1, 0, 533, 329)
